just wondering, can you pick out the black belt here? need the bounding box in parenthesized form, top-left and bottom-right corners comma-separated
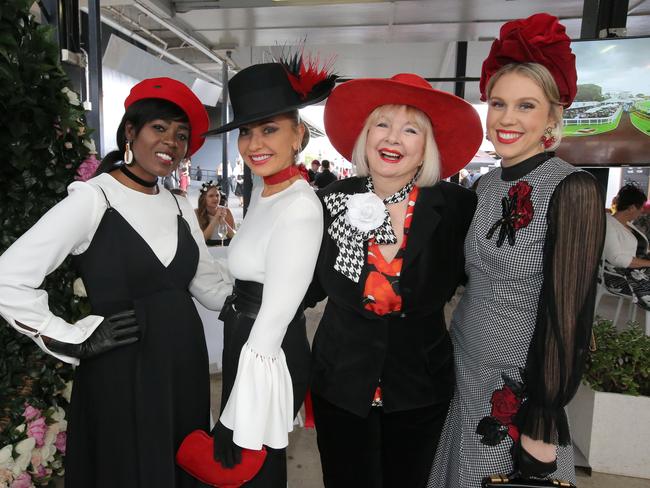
(224, 279, 304, 321)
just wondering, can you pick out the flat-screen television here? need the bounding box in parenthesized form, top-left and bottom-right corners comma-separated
(555, 36, 650, 167)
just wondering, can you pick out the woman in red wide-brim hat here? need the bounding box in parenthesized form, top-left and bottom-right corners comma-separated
(0, 77, 233, 487)
(304, 72, 482, 487)
(428, 14, 605, 488)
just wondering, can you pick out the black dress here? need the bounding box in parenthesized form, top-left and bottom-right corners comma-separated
(65, 189, 210, 488)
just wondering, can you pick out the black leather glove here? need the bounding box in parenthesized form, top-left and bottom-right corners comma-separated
(212, 420, 242, 469)
(514, 442, 558, 479)
(44, 310, 139, 359)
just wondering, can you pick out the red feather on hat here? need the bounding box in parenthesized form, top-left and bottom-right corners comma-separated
(276, 48, 337, 100)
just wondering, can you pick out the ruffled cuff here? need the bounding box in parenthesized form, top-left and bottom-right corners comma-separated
(516, 399, 570, 446)
(219, 342, 294, 450)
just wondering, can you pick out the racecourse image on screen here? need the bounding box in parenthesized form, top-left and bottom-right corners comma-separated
(556, 37, 650, 166)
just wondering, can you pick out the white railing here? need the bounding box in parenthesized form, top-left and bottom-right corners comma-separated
(563, 106, 622, 126)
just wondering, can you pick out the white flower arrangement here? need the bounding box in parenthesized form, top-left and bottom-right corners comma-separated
(0, 404, 67, 487)
(60, 87, 80, 107)
(345, 192, 386, 233)
(72, 278, 87, 298)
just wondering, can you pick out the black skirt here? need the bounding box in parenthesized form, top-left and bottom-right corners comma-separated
(218, 280, 311, 420)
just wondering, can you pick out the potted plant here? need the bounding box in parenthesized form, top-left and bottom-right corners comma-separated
(568, 319, 650, 479)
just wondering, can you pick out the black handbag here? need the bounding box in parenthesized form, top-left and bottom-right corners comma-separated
(482, 474, 576, 488)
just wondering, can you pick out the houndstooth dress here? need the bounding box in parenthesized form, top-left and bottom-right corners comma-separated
(428, 154, 603, 488)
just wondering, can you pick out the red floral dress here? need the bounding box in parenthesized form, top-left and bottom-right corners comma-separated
(361, 186, 419, 405)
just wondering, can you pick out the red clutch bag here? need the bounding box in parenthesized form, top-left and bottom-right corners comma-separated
(176, 430, 267, 488)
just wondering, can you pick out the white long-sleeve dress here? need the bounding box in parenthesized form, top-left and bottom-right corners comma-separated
(218, 178, 323, 451)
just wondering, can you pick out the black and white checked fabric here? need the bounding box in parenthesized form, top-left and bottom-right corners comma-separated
(428, 158, 579, 488)
(324, 176, 416, 282)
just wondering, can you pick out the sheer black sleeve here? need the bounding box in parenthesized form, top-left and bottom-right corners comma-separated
(518, 171, 605, 446)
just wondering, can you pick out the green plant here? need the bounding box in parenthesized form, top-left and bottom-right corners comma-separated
(0, 0, 92, 456)
(584, 319, 650, 396)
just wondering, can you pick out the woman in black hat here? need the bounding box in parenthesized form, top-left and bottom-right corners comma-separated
(205, 57, 336, 486)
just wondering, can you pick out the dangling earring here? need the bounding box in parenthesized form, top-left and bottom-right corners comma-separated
(540, 127, 556, 149)
(124, 141, 134, 165)
(485, 133, 491, 141)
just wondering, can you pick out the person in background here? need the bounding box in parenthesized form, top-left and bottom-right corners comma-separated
(603, 184, 650, 308)
(179, 157, 191, 192)
(196, 181, 236, 245)
(308, 159, 321, 183)
(314, 159, 337, 189)
(204, 56, 336, 486)
(429, 14, 605, 487)
(195, 164, 203, 181)
(0, 77, 232, 487)
(307, 72, 482, 488)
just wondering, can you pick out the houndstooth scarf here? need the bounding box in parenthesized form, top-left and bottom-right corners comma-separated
(323, 175, 417, 282)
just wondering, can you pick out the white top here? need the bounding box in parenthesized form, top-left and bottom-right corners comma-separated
(603, 214, 641, 268)
(219, 179, 323, 450)
(0, 173, 232, 365)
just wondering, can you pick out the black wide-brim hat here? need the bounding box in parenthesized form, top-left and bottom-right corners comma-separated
(205, 62, 336, 136)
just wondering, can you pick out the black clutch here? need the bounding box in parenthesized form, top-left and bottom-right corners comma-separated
(482, 474, 576, 488)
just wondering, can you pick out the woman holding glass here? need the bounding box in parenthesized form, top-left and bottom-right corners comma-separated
(196, 181, 236, 245)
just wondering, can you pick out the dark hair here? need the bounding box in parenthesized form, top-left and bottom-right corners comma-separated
(321, 159, 330, 169)
(616, 184, 647, 212)
(95, 98, 189, 176)
(169, 188, 186, 197)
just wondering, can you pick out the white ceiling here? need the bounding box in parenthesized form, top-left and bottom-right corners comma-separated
(94, 0, 650, 90)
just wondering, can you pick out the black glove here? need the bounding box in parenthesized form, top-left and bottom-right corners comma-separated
(44, 310, 139, 359)
(212, 420, 242, 469)
(514, 442, 558, 479)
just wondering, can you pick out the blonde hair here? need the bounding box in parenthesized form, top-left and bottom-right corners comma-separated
(350, 104, 440, 187)
(485, 62, 564, 151)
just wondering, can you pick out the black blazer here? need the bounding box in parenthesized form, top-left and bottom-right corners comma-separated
(306, 177, 477, 417)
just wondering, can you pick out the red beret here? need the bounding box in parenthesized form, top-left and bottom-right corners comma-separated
(480, 13, 577, 108)
(124, 77, 209, 156)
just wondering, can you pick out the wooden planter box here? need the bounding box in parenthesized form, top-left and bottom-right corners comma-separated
(568, 382, 650, 479)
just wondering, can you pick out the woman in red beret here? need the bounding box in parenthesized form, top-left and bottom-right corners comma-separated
(305, 73, 482, 487)
(428, 13, 606, 487)
(0, 77, 232, 487)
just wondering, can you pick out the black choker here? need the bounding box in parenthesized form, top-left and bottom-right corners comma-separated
(120, 164, 158, 188)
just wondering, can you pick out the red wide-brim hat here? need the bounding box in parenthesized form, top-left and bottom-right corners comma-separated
(124, 77, 209, 156)
(324, 73, 483, 179)
(176, 430, 266, 488)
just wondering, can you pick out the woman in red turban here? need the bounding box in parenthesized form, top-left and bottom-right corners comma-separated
(428, 13, 605, 487)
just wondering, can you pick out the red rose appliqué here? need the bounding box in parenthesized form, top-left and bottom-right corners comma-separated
(476, 373, 525, 446)
(486, 181, 534, 246)
(508, 181, 534, 230)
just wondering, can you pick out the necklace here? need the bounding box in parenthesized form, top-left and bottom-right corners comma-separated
(120, 164, 158, 188)
(263, 165, 300, 185)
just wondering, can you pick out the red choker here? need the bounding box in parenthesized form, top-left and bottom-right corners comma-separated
(263, 165, 301, 185)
